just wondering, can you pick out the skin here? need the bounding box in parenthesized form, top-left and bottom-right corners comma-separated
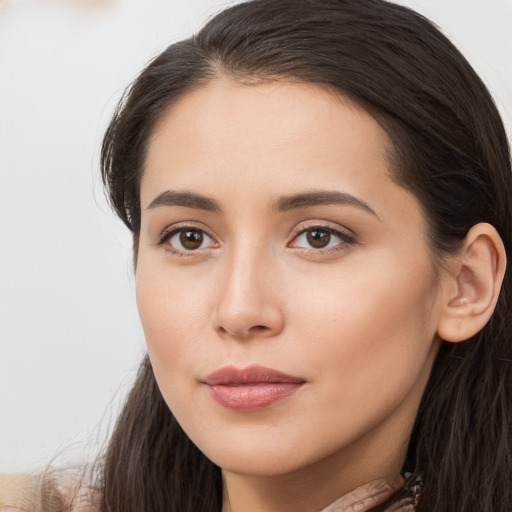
(136, 78, 448, 512)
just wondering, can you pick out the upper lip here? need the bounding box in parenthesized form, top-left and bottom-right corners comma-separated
(203, 365, 306, 385)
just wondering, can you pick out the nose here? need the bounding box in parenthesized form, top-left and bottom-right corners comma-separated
(213, 246, 285, 340)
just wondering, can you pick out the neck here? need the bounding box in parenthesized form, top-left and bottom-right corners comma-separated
(222, 469, 402, 512)
(221, 420, 408, 512)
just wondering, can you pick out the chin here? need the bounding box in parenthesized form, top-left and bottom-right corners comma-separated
(186, 423, 346, 478)
(206, 447, 308, 477)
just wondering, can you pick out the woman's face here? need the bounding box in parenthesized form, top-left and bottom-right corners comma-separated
(136, 78, 444, 483)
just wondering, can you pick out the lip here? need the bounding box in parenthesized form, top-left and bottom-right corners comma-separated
(203, 365, 306, 412)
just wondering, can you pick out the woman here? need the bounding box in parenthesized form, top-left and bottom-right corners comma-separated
(1, 0, 510, 511)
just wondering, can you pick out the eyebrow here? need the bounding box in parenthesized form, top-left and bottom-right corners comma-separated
(146, 189, 377, 217)
(147, 190, 221, 212)
(272, 190, 378, 217)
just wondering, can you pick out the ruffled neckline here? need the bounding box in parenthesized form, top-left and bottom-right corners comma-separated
(318, 476, 415, 512)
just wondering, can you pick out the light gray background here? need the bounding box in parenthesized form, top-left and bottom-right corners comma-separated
(1, 0, 511, 471)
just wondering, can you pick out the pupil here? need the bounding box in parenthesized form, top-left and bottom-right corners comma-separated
(180, 230, 203, 250)
(307, 230, 330, 248)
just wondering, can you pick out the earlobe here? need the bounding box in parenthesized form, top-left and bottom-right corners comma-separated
(437, 223, 506, 343)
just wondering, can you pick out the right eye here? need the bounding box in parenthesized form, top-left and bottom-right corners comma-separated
(160, 227, 217, 254)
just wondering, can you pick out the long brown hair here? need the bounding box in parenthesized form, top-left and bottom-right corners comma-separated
(99, 1, 512, 510)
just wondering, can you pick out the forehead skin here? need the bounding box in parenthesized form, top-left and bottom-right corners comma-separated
(141, 78, 427, 242)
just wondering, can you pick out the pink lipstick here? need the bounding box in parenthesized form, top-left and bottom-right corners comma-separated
(203, 365, 305, 412)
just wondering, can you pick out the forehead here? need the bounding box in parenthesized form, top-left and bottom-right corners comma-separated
(140, 78, 423, 230)
(143, 80, 386, 187)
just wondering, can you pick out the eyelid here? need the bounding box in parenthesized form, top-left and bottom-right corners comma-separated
(154, 220, 356, 256)
(291, 219, 356, 237)
(288, 221, 357, 251)
(156, 222, 219, 255)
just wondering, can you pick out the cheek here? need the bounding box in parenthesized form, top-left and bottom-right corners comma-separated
(135, 257, 209, 369)
(135, 267, 211, 424)
(287, 255, 439, 404)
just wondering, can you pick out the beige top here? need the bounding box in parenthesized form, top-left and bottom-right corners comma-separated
(0, 473, 96, 512)
(0, 473, 413, 511)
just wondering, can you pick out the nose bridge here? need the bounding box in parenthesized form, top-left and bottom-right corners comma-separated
(214, 235, 283, 339)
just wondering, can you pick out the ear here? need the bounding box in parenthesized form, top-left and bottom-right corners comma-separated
(437, 223, 506, 343)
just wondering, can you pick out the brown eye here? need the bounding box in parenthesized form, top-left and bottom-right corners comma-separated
(290, 225, 354, 252)
(179, 229, 204, 250)
(163, 227, 217, 253)
(306, 229, 331, 248)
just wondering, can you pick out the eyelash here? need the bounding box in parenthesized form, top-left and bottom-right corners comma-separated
(157, 223, 356, 257)
(157, 224, 218, 257)
(289, 224, 356, 255)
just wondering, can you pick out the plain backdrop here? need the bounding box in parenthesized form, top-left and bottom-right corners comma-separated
(0, 0, 511, 472)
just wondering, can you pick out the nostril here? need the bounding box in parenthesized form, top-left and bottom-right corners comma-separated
(251, 325, 270, 333)
(214, 303, 285, 339)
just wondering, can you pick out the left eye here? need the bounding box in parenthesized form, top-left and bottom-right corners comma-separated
(165, 228, 216, 252)
(291, 227, 350, 250)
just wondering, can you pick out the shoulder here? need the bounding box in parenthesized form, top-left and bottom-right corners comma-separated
(0, 472, 39, 511)
(0, 472, 99, 512)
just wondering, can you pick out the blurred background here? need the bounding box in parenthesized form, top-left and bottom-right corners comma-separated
(0, 0, 510, 471)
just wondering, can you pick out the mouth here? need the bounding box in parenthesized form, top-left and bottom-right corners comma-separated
(203, 365, 306, 412)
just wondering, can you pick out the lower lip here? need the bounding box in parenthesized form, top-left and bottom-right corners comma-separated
(207, 382, 304, 412)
